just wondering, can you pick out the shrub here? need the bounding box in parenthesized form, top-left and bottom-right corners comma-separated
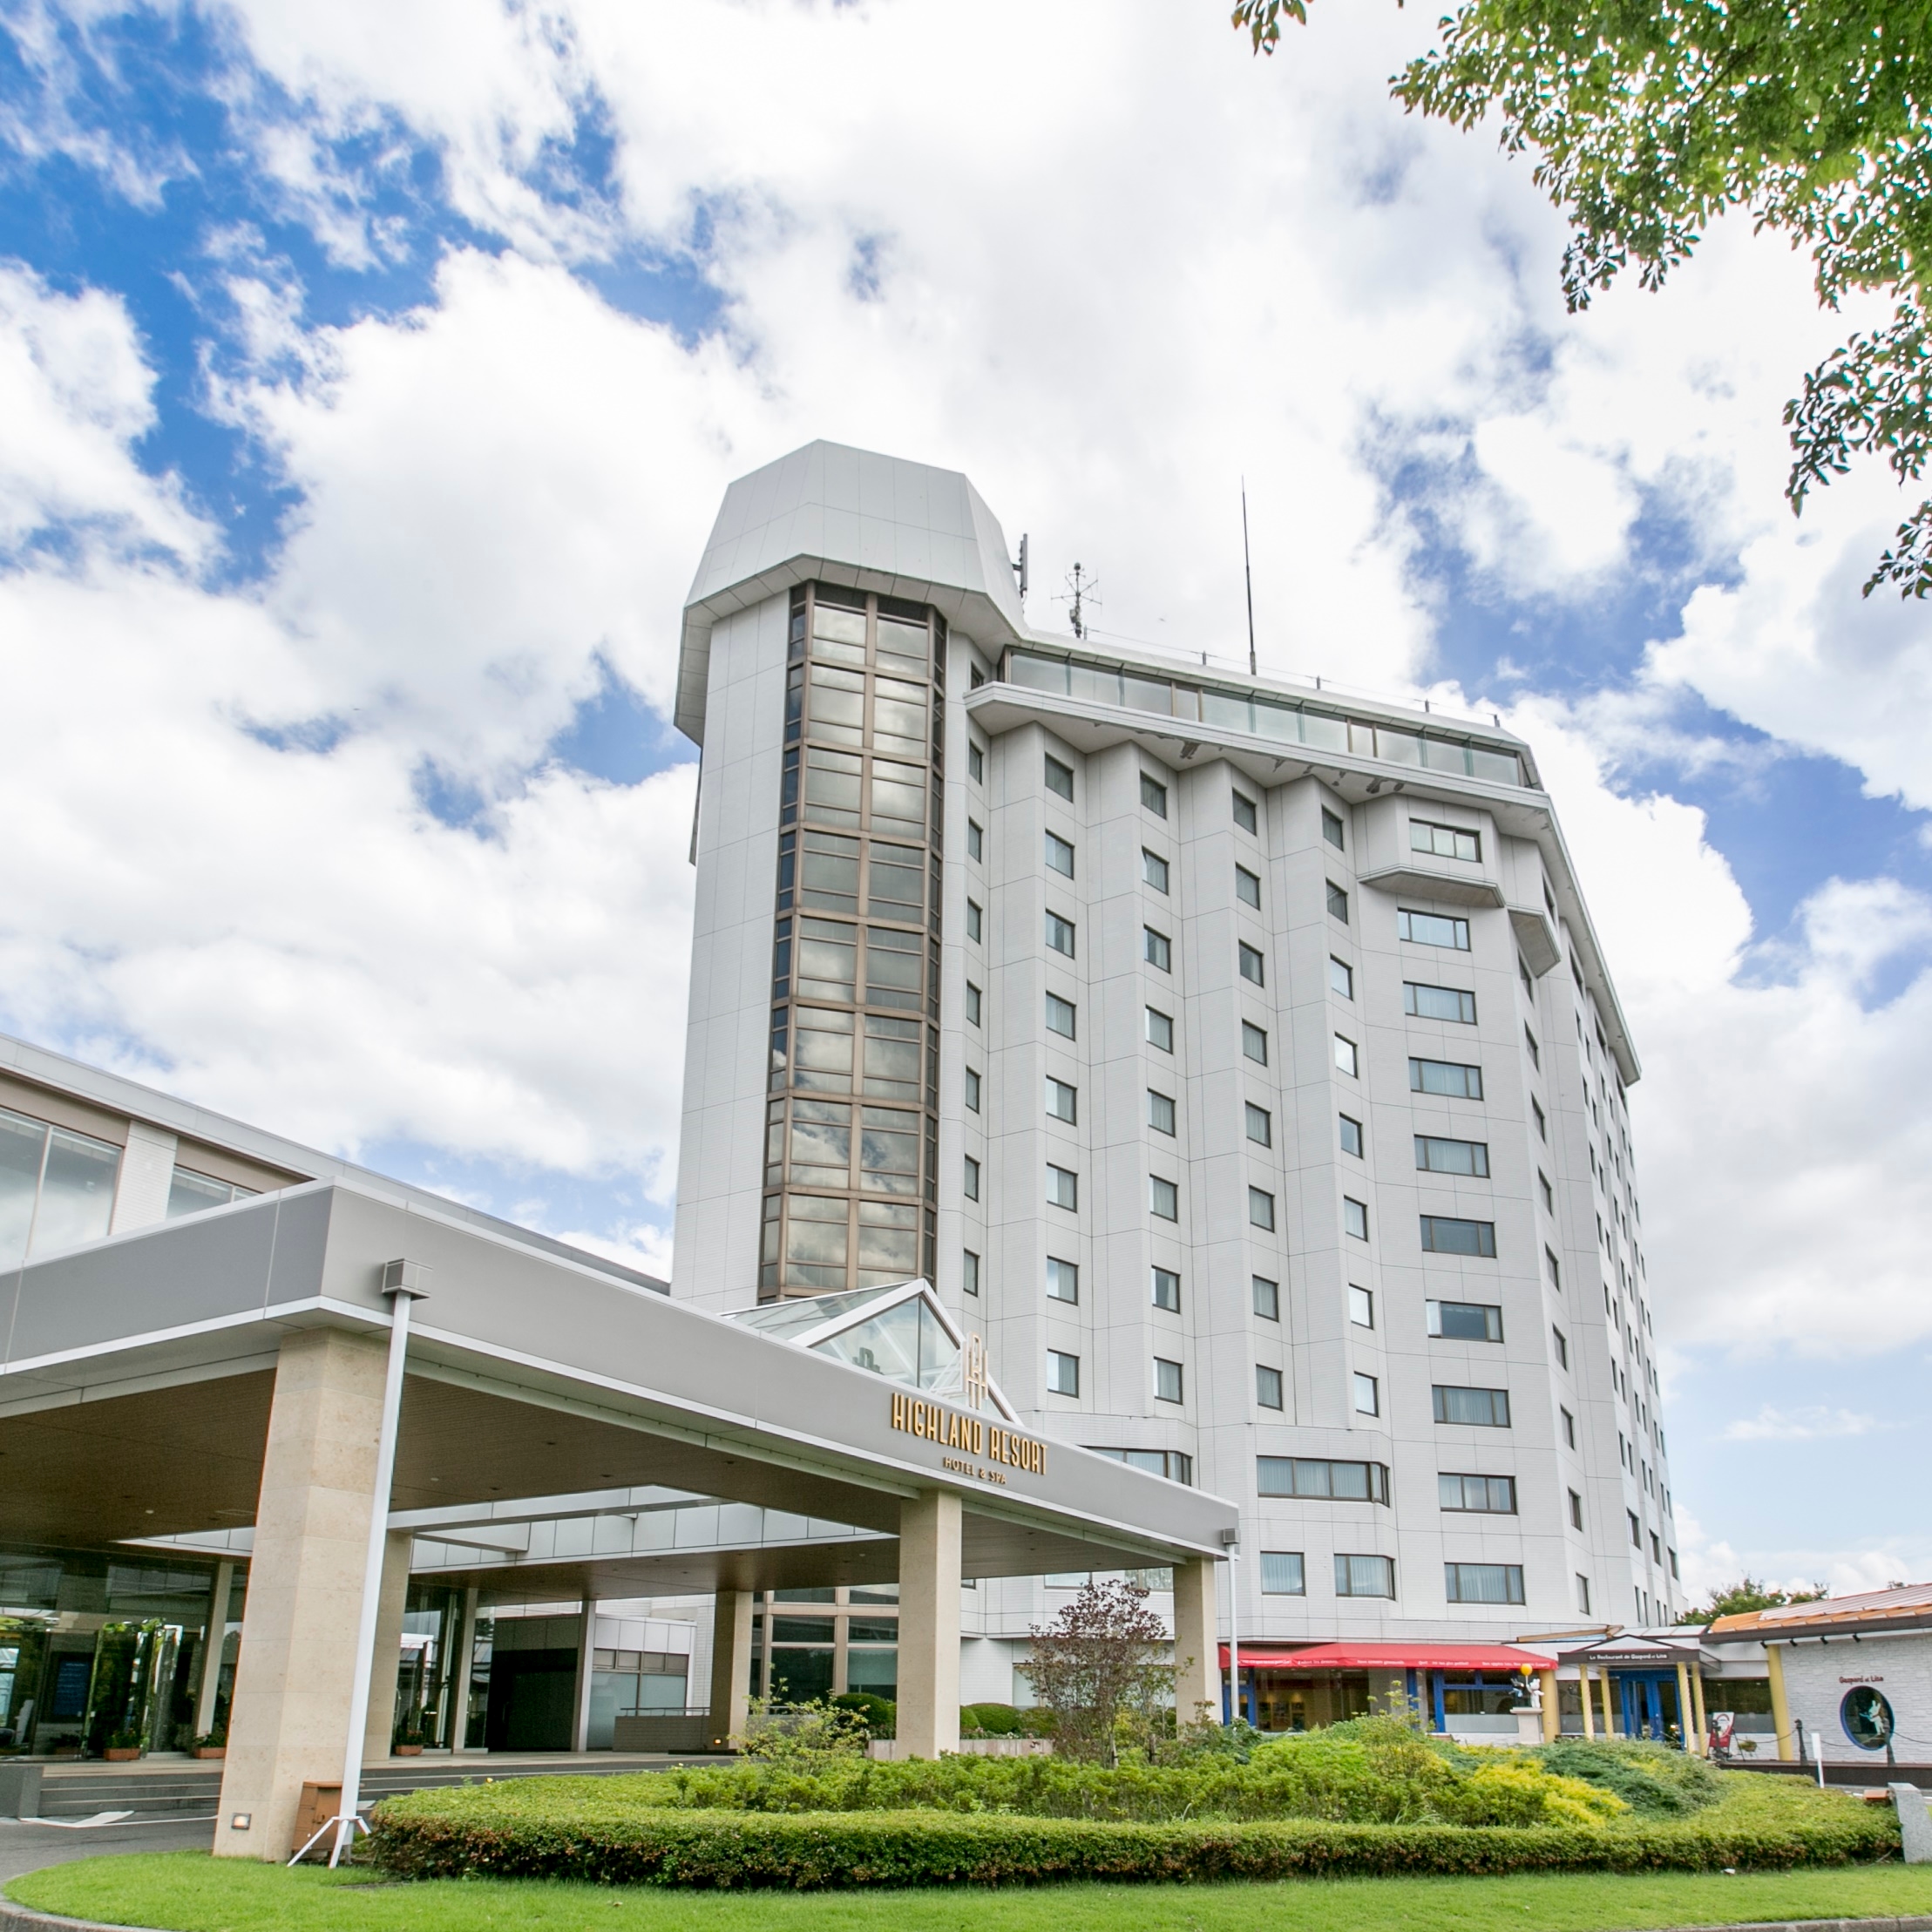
(736, 1698, 871, 1762)
(1535, 1739, 1722, 1817)
(962, 1703, 1023, 1737)
(830, 1693, 895, 1737)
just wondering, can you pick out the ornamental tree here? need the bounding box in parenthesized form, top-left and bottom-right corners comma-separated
(1017, 1577, 1179, 1765)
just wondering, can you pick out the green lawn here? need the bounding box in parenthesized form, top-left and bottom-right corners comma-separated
(10, 1854, 1932, 1932)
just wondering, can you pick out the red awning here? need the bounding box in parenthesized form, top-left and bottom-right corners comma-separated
(1218, 1641, 1555, 1672)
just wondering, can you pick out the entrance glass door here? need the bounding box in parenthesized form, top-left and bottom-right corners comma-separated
(1616, 1671, 1682, 1743)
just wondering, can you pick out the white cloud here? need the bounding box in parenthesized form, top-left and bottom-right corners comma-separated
(1672, 1507, 1926, 1604)
(1721, 1406, 1886, 1442)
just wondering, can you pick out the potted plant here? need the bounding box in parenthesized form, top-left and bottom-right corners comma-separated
(191, 1728, 226, 1760)
(104, 1729, 143, 1762)
(394, 1719, 425, 1757)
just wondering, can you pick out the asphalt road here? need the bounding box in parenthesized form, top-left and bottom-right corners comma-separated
(0, 1815, 214, 1887)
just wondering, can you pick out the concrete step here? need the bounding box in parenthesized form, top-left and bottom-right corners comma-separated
(39, 1768, 223, 1819)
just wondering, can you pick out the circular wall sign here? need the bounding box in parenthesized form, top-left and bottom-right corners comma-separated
(1840, 1685, 1895, 1751)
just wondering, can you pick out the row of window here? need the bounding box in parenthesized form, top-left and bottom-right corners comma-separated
(1252, 1555, 1524, 1604)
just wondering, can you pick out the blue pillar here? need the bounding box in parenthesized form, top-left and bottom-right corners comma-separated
(1405, 1668, 1419, 1725)
(1432, 1671, 1447, 1733)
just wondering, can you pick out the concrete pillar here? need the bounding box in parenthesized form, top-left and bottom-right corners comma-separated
(1538, 1669, 1560, 1743)
(192, 1562, 235, 1741)
(1597, 1665, 1615, 1738)
(570, 1603, 597, 1753)
(1674, 1659, 1694, 1754)
(1690, 1666, 1708, 1757)
(706, 1591, 754, 1750)
(1170, 1558, 1218, 1729)
(1580, 1666, 1595, 1739)
(897, 1490, 961, 1759)
(1766, 1642, 1796, 1761)
(362, 1531, 412, 1764)
(448, 1588, 478, 1754)
(214, 1327, 390, 1861)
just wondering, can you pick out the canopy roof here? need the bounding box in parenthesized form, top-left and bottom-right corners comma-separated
(1220, 1641, 1553, 1672)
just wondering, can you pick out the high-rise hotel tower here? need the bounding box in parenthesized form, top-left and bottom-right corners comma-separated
(674, 444, 1678, 1710)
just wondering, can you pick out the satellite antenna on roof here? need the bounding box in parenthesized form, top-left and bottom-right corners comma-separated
(1242, 479, 1257, 679)
(1013, 533, 1029, 602)
(1055, 562, 1098, 641)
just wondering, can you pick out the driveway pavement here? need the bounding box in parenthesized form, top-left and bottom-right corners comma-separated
(0, 1816, 214, 1888)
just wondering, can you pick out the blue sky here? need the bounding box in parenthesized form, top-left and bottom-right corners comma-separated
(2, 0, 1927, 1596)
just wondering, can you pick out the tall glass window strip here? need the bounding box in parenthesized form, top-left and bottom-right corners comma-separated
(0, 1107, 122, 1268)
(1257, 1458, 1389, 1502)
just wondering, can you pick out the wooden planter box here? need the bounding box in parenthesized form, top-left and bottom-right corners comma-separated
(104, 1747, 141, 1762)
(394, 1744, 424, 1756)
(193, 1747, 226, 1759)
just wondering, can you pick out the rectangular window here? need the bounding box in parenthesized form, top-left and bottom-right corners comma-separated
(966, 898, 983, 943)
(1045, 830, 1074, 877)
(1257, 1363, 1285, 1410)
(1047, 1164, 1079, 1210)
(1141, 773, 1169, 817)
(1326, 880, 1349, 921)
(1343, 1196, 1369, 1241)
(1253, 1275, 1280, 1321)
(1410, 1057, 1483, 1099)
(1532, 1098, 1547, 1141)
(1045, 909, 1075, 956)
(1047, 1350, 1080, 1396)
(1046, 991, 1076, 1038)
(1420, 1215, 1497, 1257)
(1350, 1285, 1373, 1328)
(1576, 1574, 1592, 1615)
(1440, 1474, 1518, 1513)
(1258, 1458, 1390, 1503)
(1149, 1174, 1179, 1220)
(1143, 926, 1171, 971)
(966, 983, 982, 1027)
(1260, 1550, 1306, 1595)
(1338, 1114, 1363, 1157)
(1352, 1373, 1380, 1415)
(1433, 1384, 1512, 1427)
(1446, 1562, 1524, 1604)
(1569, 1489, 1584, 1530)
(1329, 955, 1353, 1000)
(1523, 1025, 1541, 1068)
(1242, 1021, 1268, 1065)
(1249, 1187, 1277, 1231)
(1561, 1407, 1576, 1448)
(1046, 1076, 1078, 1123)
(968, 741, 984, 783)
(1154, 1356, 1183, 1403)
(1399, 908, 1470, 950)
(1415, 1135, 1489, 1176)
(963, 1155, 980, 1201)
(963, 1249, 980, 1296)
(1235, 864, 1261, 907)
(1147, 1007, 1174, 1051)
(1411, 820, 1481, 862)
(1151, 1265, 1181, 1312)
(967, 818, 984, 862)
(1142, 848, 1169, 892)
(1545, 1245, 1563, 1291)
(1538, 1170, 1554, 1214)
(1405, 981, 1476, 1023)
(1232, 788, 1258, 834)
(1044, 754, 1074, 800)
(1427, 1299, 1503, 1341)
(1628, 1510, 1642, 1548)
(1238, 941, 1265, 986)
(1149, 1089, 1176, 1135)
(1247, 1102, 1272, 1147)
(1334, 1034, 1358, 1077)
(965, 1067, 981, 1112)
(1047, 1256, 1079, 1304)
(1321, 807, 1345, 851)
(1336, 1554, 1395, 1598)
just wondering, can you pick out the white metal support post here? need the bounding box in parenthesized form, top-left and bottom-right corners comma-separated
(288, 1263, 428, 1868)
(1221, 1527, 1240, 1728)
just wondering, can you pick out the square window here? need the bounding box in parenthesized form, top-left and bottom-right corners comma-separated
(1142, 848, 1170, 892)
(1343, 1196, 1369, 1241)
(1154, 1356, 1184, 1403)
(963, 1249, 980, 1296)
(1045, 909, 1075, 956)
(967, 819, 983, 862)
(1151, 1265, 1181, 1312)
(968, 742, 985, 783)
(1045, 755, 1074, 800)
(1047, 1163, 1079, 1210)
(1045, 830, 1075, 877)
(1141, 773, 1169, 817)
(966, 982, 982, 1027)
(1147, 1007, 1175, 1052)
(1231, 789, 1258, 834)
(1561, 1406, 1576, 1448)
(1326, 881, 1349, 922)
(966, 898, 983, 943)
(1047, 1349, 1080, 1396)
(1257, 1364, 1284, 1410)
(965, 1067, 980, 1112)
(1321, 807, 1345, 851)
(1149, 1173, 1180, 1220)
(1242, 1021, 1269, 1065)
(1246, 1102, 1271, 1147)
(1046, 991, 1076, 1038)
(1235, 864, 1261, 908)
(1352, 1372, 1380, 1416)
(1143, 926, 1171, 972)
(1253, 1275, 1280, 1320)
(1349, 1285, 1373, 1328)
(1248, 1186, 1276, 1231)
(1046, 1076, 1078, 1123)
(1260, 1550, 1306, 1595)
(1334, 1034, 1358, 1077)
(1329, 956, 1353, 1000)
(963, 1155, 980, 1201)
(1047, 1256, 1079, 1303)
(1149, 1089, 1177, 1135)
(1238, 942, 1265, 986)
(1339, 1114, 1363, 1158)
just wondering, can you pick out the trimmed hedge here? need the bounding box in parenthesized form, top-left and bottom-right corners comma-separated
(367, 1797, 1901, 1890)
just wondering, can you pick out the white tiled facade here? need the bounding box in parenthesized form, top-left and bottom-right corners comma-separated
(673, 443, 1679, 1689)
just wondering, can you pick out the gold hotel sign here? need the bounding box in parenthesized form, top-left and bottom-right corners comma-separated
(889, 1390, 1046, 1481)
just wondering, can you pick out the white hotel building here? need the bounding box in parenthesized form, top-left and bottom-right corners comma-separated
(675, 441, 1680, 1725)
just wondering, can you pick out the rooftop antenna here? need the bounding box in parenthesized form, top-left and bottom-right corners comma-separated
(1013, 533, 1029, 602)
(1056, 562, 1098, 641)
(1242, 479, 1257, 679)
